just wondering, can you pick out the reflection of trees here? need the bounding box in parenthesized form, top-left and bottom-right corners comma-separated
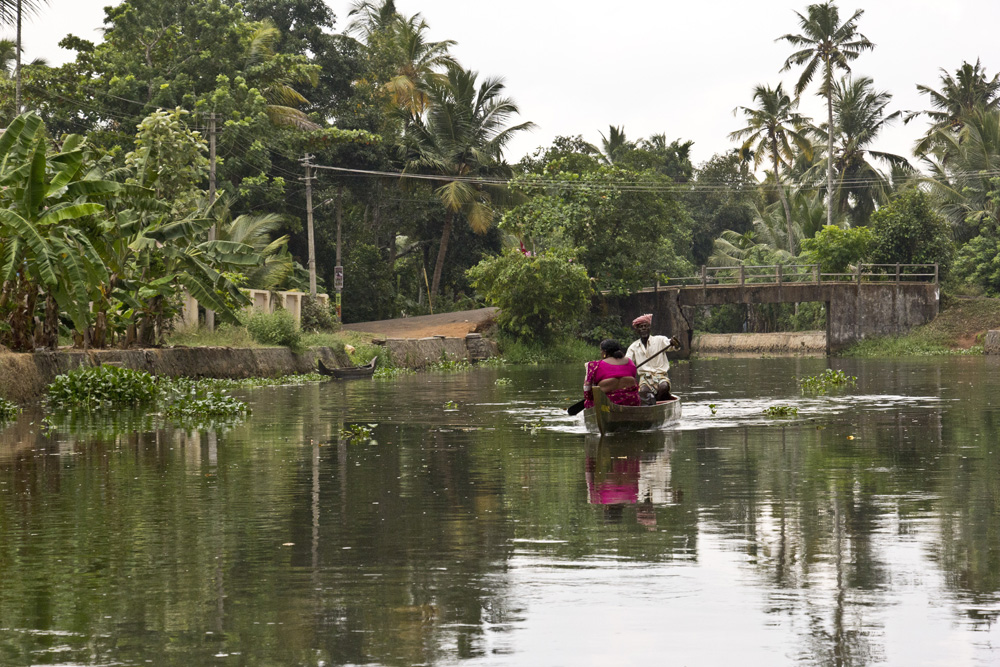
(287, 423, 518, 664)
(933, 360, 1000, 623)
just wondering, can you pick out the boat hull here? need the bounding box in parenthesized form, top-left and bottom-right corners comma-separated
(583, 387, 681, 436)
(317, 357, 377, 380)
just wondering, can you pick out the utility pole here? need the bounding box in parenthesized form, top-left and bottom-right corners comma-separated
(335, 185, 344, 320)
(301, 154, 317, 297)
(205, 112, 218, 331)
(14, 0, 22, 114)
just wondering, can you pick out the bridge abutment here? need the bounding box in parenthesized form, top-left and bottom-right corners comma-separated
(604, 282, 939, 356)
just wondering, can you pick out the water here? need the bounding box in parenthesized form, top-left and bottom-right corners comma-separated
(1, 356, 1000, 666)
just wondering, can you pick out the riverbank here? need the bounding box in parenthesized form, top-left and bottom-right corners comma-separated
(0, 331, 499, 404)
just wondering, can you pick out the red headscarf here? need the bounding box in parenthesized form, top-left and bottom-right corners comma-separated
(632, 313, 652, 327)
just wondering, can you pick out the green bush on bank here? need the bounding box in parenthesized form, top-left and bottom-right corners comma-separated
(244, 310, 302, 348)
(301, 296, 340, 333)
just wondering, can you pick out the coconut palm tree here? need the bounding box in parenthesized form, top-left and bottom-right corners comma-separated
(211, 196, 297, 290)
(0, 0, 47, 114)
(400, 64, 534, 303)
(823, 75, 908, 225)
(383, 14, 456, 116)
(906, 60, 1000, 156)
(243, 19, 320, 130)
(923, 108, 1000, 242)
(779, 1, 873, 228)
(730, 83, 811, 252)
(598, 125, 634, 165)
(345, 0, 399, 39)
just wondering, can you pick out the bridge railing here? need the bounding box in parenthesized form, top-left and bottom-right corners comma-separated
(658, 263, 938, 289)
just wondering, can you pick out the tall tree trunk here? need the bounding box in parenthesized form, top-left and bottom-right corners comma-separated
(827, 89, 835, 228)
(429, 211, 454, 308)
(43, 294, 58, 350)
(14, 0, 21, 114)
(773, 140, 795, 254)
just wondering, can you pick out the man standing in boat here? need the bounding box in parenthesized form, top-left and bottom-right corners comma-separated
(626, 313, 679, 405)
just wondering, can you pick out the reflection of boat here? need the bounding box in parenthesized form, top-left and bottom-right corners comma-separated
(583, 387, 681, 436)
(584, 434, 682, 520)
(317, 357, 378, 380)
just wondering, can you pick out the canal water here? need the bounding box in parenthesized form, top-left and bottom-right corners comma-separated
(1, 356, 999, 666)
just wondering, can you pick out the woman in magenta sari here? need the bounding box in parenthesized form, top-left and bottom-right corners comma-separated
(583, 339, 641, 409)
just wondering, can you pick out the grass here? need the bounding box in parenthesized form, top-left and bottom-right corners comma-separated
(167, 323, 258, 348)
(841, 296, 1000, 357)
(495, 334, 594, 364)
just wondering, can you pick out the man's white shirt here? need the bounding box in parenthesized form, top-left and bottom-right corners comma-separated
(626, 335, 672, 379)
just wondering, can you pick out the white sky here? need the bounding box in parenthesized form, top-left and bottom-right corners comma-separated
(16, 0, 1000, 170)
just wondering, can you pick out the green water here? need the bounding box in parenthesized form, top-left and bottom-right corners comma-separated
(1, 357, 999, 665)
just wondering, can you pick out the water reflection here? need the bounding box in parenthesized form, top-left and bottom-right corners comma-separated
(0, 358, 999, 664)
(584, 434, 682, 529)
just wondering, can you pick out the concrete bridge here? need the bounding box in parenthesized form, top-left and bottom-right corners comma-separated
(605, 264, 940, 356)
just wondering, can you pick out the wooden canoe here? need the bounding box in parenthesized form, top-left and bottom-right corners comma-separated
(317, 356, 378, 380)
(583, 387, 681, 436)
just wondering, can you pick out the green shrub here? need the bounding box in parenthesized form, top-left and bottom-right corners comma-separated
(244, 309, 302, 348)
(467, 249, 592, 342)
(301, 295, 340, 332)
(48, 366, 161, 409)
(801, 225, 874, 273)
(579, 313, 633, 345)
(868, 189, 953, 273)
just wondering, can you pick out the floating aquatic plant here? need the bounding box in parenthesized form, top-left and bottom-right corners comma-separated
(0, 398, 20, 422)
(48, 366, 160, 409)
(340, 423, 376, 443)
(800, 368, 857, 393)
(762, 405, 799, 418)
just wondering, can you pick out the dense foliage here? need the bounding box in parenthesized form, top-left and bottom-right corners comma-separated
(0, 0, 998, 344)
(466, 250, 591, 341)
(47, 366, 161, 408)
(244, 309, 302, 348)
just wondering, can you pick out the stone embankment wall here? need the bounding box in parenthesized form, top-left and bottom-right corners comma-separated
(986, 330, 1000, 355)
(378, 334, 497, 369)
(0, 334, 499, 404)
(692, 331, 826, 355)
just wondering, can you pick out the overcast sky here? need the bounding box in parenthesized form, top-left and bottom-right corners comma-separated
(16, 0, 1000, 170)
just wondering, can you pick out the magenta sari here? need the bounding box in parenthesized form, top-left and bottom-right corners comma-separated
(583, 359, 641, 409)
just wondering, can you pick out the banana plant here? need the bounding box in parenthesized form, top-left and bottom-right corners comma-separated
(0, 113, 120, 350)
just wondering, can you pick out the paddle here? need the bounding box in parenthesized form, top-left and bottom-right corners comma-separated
(566, 343, 676, 416)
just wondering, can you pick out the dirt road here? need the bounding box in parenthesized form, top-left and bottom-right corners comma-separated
(341, 307, 498, 339)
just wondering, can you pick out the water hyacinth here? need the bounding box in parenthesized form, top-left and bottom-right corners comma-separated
(47, 366, 160, 409)
(799, 368, 858, 394)
(0, 398, 20, 422)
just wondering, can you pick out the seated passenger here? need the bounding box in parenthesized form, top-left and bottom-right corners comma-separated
(583, 339, 640, 408)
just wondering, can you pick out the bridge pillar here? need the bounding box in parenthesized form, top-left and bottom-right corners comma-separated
(602, 288, 693, 358)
